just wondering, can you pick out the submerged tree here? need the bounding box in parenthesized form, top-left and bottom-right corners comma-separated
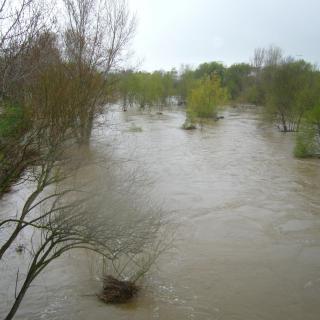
(117, 70, 176, 111)
(247, 45, 284, 105)
(1, 155, 171, 319)
(62, 0, 136, 144)
(184, 75, 228, 127)
(224, 63, 252, 101)
(176, 65, 196, 104)
(264, 59, 316, 132)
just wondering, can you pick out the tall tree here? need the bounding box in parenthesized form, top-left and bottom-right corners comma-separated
(62, 0, 136, 144)
(264, 59, 315, 132)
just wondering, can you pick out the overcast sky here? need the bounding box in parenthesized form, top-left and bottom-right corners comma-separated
(128, 0, 319, 71)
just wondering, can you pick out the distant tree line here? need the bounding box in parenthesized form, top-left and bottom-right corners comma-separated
(116, 46, 320, 157)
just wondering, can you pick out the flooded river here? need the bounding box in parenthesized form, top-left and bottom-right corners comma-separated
(1, 106, 320, 319)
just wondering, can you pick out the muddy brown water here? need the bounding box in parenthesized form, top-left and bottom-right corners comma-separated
(1, 106, 320, 320)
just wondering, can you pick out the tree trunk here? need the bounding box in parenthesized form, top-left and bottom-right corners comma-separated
(4, 275, 33, 320)
(0, 188, 41, 260)
(280, 113, 288, 132)
(0, 226, 22, 260)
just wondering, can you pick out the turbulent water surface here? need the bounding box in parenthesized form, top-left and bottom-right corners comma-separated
(1, 106, 320, 320)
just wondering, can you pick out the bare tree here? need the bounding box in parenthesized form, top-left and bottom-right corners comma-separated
(251, 47, 266, 71)
(0, 0, 58, 197)
(61, 0, 136, 144)
(264, 45, 283, 67)
(0, 0, 51, 99)
(63, 0, 135, 71)
(251, 45, 283, 71)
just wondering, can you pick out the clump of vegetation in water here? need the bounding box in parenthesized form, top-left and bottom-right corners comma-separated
(182, 75, 228, 129)
(294, 105, 320, 158)
(118, 70, 176, 111)
(182, 119, 196, 130)
(98, 276, 138, 304)
(294, 131, 315, 158)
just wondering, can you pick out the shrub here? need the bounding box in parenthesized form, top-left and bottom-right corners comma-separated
(186, 75, 228, 122)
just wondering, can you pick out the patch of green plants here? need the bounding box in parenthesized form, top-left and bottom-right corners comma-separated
(0, 103, 26, 139)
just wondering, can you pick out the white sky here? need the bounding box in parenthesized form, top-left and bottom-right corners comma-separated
(128, 0, 320, 71)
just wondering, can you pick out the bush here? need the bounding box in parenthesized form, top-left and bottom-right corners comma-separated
(182, 119, 196, 130)
(294, 128, 318, 158)
(294, 105, 320, 158)
(186, 75, 228, 122)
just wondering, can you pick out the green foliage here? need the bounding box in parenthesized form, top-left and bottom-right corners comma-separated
(194, 61, 226, 81)
(119, 71, 175, 109)
(186, 76, 228, 121)
(263, 59, 317, 132)
(306, 103, 320, 126)
(242, 84, 263, 105)
(0, 103, 27, 139)
(224, 63, 252, 101)
(0, 102, 30, 195)
(108, 51, 320, 157)
(182, 118, 196, 130)
(176, 66, 196, 102)
(294, 132, 314, 158)
(118, 70, 176, 110)
(294, 104, 320, 157)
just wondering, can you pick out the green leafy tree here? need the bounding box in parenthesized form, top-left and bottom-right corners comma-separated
(194, 61, 226, 81)
(186, 75, 228, 123)
(176, 65, 196, 104)
(225, 63, 252, 101)
(118, 70, 176, 111)
(264, 59, 315, 132)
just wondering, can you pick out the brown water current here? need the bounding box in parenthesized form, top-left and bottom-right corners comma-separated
(1, 106, 320, 320)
